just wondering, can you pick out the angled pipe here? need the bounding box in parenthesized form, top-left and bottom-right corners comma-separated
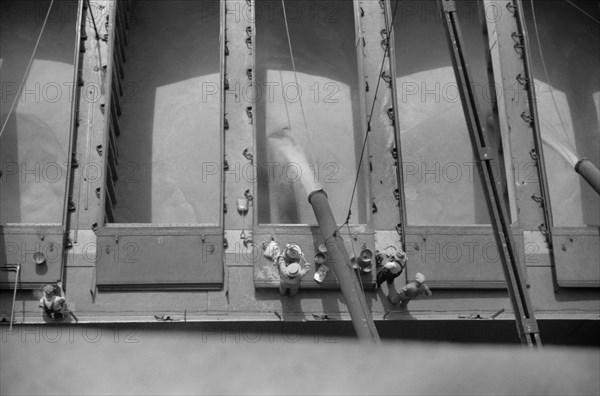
(575, 159, 600, 196)
(308, 190, 380, 344)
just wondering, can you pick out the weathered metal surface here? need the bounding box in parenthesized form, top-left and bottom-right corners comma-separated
(96, 226, 223, 290)
(0, 225, 64, 288)
(0, 0, 84, 288)
(361, 0, 406, 232)
(225, 0, 255, 232)
(553, 227, 600, 288)
(441, 0, 540, 346)
(482, 0, 555, 285)
(404, 225, 529, 288)
(88, 1, 226, 291)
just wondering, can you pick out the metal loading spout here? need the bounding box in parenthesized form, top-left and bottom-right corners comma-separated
(308, 189, 381, 344)
(575, 159, 600, 196)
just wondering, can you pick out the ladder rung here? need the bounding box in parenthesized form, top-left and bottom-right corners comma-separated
(109, 122, 119, 161)
(112, 62, 123, 96)
(117, 2, 128, 47)
(106, 167, 117, 205)
(111, 90, 121, 117)
(114, 19, 127, 64)
(124, 0, 132, 28)
(112, 42, 124, 80)
(104, 191, 115, 223)
(111, 110, 121, 137)
(108, 144, 118, 182)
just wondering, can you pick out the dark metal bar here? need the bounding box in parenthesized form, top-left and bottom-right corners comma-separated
(384, 0, 408, 250)
(438, 0, 541, 347)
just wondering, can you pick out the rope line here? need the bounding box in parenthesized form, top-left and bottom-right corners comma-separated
(564, 0, 600, 25)
(529, 0, 577, 154)
(0, 0, 55, 139)
(342, 0, 400, 229)
(85, 0, 101, 39)
(281, 0, 312, 159)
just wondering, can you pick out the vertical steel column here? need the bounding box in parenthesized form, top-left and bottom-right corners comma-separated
(482, 0, 554, 246)
(71, 0, 115, 230)
(439, 0, 541, 347)
(383, 0, 408, 249)
(68, 0, 116, 298)
(223, 0, 255, 258)
(358, 1, 406, 235)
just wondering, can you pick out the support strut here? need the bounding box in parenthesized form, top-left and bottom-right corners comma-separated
(439, 0, 541, 347)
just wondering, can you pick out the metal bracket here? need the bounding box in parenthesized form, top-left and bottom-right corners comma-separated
(479, 147, 493, 161)
(380, 29, 389, 51)
(381, 70, 392, 85)
(522, 318, 539, 334)
(371, 201, 378, 214)
(395, 223, 403, 237)
(531, 193, 544, 205)
(244, 189, 254, 202)
(506, 2, 516, 14)
(71, 153, 79, 168)
(529, 149, 539, 162)
(538, 223, 549, 238)
(246, 106, 253, 124)
(521, 112, 534, 126)
(441, 0, 456, 12)
(243, 148, 254, 163)
(516, 73, 529, 89)
(387, 108, 395, 125)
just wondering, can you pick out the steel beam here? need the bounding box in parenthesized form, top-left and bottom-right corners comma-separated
(439, 0, 541, 347)
(224, 0, 255, 248)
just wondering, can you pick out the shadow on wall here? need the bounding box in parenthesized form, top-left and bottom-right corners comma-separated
(256, 0, 366, 225)
(393, 0, 497, 225)
(524, 0, 600, 226)
(392, 0, 599, 226)
(111, 0, 221, 224)
(0, 0, 78, 224)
